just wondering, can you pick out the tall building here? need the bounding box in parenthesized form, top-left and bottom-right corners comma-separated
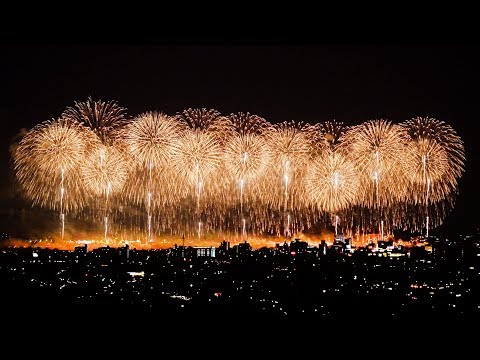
(191, 246, 216, 258)
(217, 240, 231, 257)
(74, 244, 87, 256)
(233, 241, 252, 255)
(290, 239, 308, 255)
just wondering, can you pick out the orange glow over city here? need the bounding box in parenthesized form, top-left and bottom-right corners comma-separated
(0, 231, 416, 251)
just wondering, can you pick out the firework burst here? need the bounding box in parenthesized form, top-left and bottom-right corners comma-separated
(121, 112, 182, 240)
(122, 112, 180, 170)
(14, 118, 93, 213)
(305, 149, 360, 213)
(402, 116, 465, 204)
(171, 129, 224, 203)
(341, 119, 408, 208)
(264, 121, 316, 210)
(176, 108, 229, 135)
(13, 101, 466, 241)
(227, 112, 271, 136)
(81, 143, 129, 198)
(62, 97, 127, 144)
(315, 120, 348, 151)
(224, 133, 270, 184)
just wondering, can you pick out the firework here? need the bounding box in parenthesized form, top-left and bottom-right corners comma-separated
(402, 117, 465, 236)
(305, 149, 359, 214)
(80, 141, 130, 241)
(122, 112, 181, 170)
(122, 112, 182, 240)
(176, 108, 229, 135)
(402, 116, 465, 204)
(62, 96, 127, 144)
(14, 118, 92, 212)
(224, 133, 270, 186)
(171, 129, 223, 205)
(14, 118, 94, 239)
(63, 98, 128, 242)
(223, 131, 271, 236)
(227, 112, 270, 136)
(122, 109, 179, 211)
(341, 119, 408, 209)
(315, 120, 348, 151)
(175, 108, 230, 202)
(81, 143, 129, 198)
(221, 113, 272, 234)
(264, 121, 316, 209)
(13, 102, 466, 241)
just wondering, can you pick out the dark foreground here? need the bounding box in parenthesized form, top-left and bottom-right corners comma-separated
(1, 235, 480, 329)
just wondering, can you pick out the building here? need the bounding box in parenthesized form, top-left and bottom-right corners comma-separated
(233, 241, 252, 255)
(74, 244, 87, 256)
(217, 240, 230, 256)
(290, 239, 308, 255)
(191, 246, 216, 258)
(319, 240, 327, 256)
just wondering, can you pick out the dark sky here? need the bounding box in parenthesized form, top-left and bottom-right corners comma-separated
(1, 46, 479, 234)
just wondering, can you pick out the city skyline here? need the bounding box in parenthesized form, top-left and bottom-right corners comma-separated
(1, 232, 479, 321)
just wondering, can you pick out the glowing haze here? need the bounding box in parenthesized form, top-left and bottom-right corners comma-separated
(12, 99, 465, 244)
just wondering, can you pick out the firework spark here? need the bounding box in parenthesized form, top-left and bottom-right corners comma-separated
(81, 143, 129, 198)
(177, 108, 229, 134)
(341, 119, 407, 208)
(227, 112, 270, 136)
(14, 118, 93, 213)
(402, 116, 465, 204)
(171, 129, 223, 204)
(122, 112, 180, 170)
(264, 121, 316, 210)
(315, 120, 348, 151)
(305, 149, 359, 213)
(402, 117, 465, 235)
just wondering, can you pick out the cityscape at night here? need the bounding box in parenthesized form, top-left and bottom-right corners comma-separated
(1, 233, 480, 321)
(1, 45, 480, 324)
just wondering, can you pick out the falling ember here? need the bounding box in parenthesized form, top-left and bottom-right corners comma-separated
(381, 220, 384, 240)
(148, 215, 152, 241)
(104, 216, 108, 242)
(335, 215, 339, 236)
(286, 214, 291, 237)
(60, 213, 65, 240)
(60, 168, 65, 240)
(239, 178, 244, 211)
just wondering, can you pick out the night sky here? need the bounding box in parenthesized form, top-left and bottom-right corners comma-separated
(1, 46, 479, 235)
